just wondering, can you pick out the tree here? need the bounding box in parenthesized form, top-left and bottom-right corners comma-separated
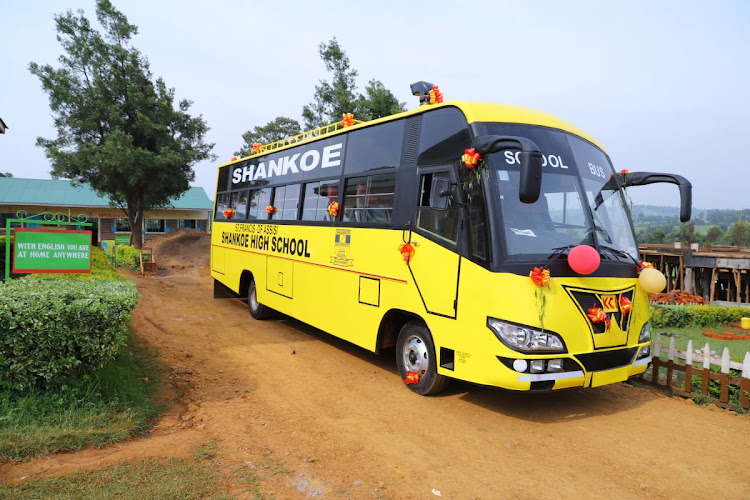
(359, 79, 406, 121)
(301, 38, 405, 129)
(0, 172, 12, 177)
(705, 225, 723, 246)
(724, 220, 750, 247)
(29, 0, 214, 248)
(235, 116, 301, 157)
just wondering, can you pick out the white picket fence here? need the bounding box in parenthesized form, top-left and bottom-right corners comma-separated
(637, 335, 750, 411)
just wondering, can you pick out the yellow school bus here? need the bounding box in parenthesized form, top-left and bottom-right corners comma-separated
(211, 81, 691, 395)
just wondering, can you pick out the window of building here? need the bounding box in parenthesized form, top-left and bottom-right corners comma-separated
(178, 219, 198, 230)
(342, 173, 396, 224)
(113, 218, 131, 232)
(145, 219, 166, 232)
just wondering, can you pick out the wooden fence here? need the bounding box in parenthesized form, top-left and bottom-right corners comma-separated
(636, 335, 750, 411)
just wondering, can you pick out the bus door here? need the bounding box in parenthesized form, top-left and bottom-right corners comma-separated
(408, 168, 461, 319)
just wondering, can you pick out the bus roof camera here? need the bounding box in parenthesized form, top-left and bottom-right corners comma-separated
(410, 81, 435, 105)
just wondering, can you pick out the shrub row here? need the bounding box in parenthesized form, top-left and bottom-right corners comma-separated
(650, 304, 749, 328)
(0, 276, 139, 390)
(102, 243, 142, 271)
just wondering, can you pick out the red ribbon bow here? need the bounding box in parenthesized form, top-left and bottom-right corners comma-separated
(340, 113, 355, 127)
(428, 85, 443, 104)
(399, 243, 415, 262)
(462, 148, 482, 169)
(619, 295, 632, 316)
(328, 201, 340, 217)
(266, 205, 277, 215)
(404, 371, 421, 384)
(529, 267, 550, 287)
(587, 305, 611, 329)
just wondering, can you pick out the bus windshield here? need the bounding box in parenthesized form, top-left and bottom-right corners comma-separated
(484, 124, 638, 260)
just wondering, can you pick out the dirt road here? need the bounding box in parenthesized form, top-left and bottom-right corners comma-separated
(4, 234, 750, 499)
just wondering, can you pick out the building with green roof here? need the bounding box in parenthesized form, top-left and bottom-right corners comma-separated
(1, 177, 212, 244)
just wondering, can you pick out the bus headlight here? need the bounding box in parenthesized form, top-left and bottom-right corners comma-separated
(487, 318, 566, 353)
(639, 323, 651, 343)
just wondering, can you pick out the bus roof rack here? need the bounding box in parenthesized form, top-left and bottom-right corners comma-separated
(248, 114, 365, 157)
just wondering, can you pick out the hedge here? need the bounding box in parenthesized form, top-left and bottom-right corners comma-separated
(650, 304, 749, 328)
(0, 277, 139, 390)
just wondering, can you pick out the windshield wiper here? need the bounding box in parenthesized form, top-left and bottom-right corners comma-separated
(598, 244, 638, 265)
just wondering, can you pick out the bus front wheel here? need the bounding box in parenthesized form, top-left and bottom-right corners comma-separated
(248, 277, 271, 320)
(396, 322, 448, 395)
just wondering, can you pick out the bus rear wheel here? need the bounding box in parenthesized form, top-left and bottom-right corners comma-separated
(248, 277, 271, 320)
(396, 322, 449, 395)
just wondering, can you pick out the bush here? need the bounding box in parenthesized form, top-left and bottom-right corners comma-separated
(650, 304, 748, 328)
(0, 278, 139, 390)
(103, 244, 141, 271)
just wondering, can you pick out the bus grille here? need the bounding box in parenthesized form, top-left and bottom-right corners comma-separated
(575, 347, 638, 372)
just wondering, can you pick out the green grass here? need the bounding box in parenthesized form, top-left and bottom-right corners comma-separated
(0, 457, 228, 500)
(0, 332, 167, 461)
(654, 326, 750, 361)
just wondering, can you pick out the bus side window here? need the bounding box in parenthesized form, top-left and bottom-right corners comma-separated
(302, 179, 340, 221)
(342, 173, 396, 224)
(272, 184, 301, 220)
(215, 192, 230, 220)
(248, 187, 272, 220)
(416, 171, 458, 243)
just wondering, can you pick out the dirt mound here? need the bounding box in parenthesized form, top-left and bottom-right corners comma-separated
(143, 230, 210, 274)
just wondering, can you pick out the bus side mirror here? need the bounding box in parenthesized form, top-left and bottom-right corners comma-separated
(429, 177, 452, 211)
(473, 135, 543, 203)
(621, 172, 693, 222)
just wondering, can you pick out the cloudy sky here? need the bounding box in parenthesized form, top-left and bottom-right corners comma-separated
(1, 0, 748, 209)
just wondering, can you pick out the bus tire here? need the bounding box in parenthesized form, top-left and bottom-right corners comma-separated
(248, 277, 271, 320)
(396, 322, 449, 396)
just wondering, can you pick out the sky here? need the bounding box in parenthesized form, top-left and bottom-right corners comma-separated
(1, 0, 748, 210)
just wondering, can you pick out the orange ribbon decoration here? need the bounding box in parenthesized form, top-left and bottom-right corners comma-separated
(587, 305, 611, 329)
(399, 243, 415, 262)
(428, 85, 443, 104)
(637, 261, 654, 274)
(462, 148, 482, 169)
(619, 295, 632, 316)
(251, 142, 263, 153)
(222, 207, 236, 219)
(328, 201, 340, 217)
(339, 113, 355, 127)
(266, 205, 277, 215)
(404, 371, 421, 385)
(529, 267, 550, 287)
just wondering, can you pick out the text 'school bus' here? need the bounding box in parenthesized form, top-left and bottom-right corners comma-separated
(211, 81, 691, 395)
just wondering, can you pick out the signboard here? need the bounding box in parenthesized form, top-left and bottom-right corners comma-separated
(12, 229, 92, 274)
(115, 234, 131, 245)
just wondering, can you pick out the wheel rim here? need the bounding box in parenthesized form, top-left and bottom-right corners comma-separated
(249, 283, 258, 310)
(402, 334, 429, 374)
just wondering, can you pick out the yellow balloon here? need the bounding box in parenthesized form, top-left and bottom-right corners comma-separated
(639, 267, 666, 293)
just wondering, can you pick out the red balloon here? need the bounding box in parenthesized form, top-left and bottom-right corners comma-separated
(568, 245, 601, 275)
